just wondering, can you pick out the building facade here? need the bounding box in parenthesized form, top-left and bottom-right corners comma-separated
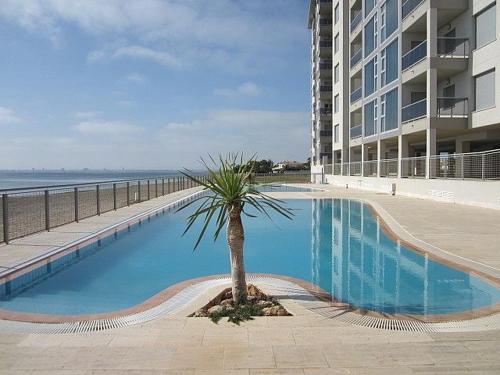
(308, 0, 500, 207)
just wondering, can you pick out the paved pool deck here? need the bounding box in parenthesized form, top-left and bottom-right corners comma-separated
(0, 184, 500, 374)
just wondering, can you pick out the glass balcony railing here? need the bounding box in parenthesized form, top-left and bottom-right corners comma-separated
(402, 40, 427, 70)
(350, 87, 362, 104)
(320, 130, 333, 137)
(319, 108, 332, 115)
(319, 18, 333, 26)
(437, 97, 469, 118)
(350, 12, 362, 33)
(402, 0, 424, 20)
(319, 85, 332, 92)
(350, 50, 362, 68)
(319, 40, 332, 48)
(350, 125, 362, 139)
(402, 99, 426, 122)
(437, 37, 469, 58)
(319, 62, 332, 70)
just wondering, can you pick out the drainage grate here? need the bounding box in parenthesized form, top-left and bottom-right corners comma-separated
(0, 276, 499, 334)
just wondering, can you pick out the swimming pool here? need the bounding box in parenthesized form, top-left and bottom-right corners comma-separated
(0, 198, 499, 317)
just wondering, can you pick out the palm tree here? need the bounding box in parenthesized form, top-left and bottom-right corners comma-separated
(178, 154, 293, 305)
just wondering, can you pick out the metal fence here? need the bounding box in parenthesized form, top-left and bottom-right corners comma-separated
(363, 160, 378, 177)
(0, 176, 207, 244)
(252, 172, 311, 184)
(429, 149, 500, 180)
(401, 156, 426, 178)
(379, 159, 399, 177)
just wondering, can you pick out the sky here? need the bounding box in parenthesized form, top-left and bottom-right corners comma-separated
(0, 0, 311, 170)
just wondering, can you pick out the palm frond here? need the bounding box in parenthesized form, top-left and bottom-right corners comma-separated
(178, 153, 294, 249)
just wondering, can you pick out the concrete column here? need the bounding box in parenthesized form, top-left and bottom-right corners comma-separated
(427, 8, 438, 119)
(361, 144, 366, 177)
(377, 139, 386, 177)
(398, 135, 409, 178)
(426, 128, 437, 179)
(427, 8, 437, 57)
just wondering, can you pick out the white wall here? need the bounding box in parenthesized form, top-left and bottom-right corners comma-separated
(325, 174, 500, 209)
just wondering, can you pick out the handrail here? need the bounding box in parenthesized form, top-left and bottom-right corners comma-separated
(350, 11, 363, 32)
(402, 0, 425, 20)
(402, 98, 427, 122)
(402, 40, 427, 70)
(350, 49, 362, 68)
(350, 87, 362, 103)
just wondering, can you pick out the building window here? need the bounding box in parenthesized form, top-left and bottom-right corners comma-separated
(334, 33, 340, 53)
(364, 100, 377, 136)
(475, 69, 496, 111)
(364, 57, 377, 97)
(334, 63, 340, 83)
(476, 4, 496, 49)
(364, 16, 377, 57)
(381, 88, 398, 131)
(334, 124, 340, 142)
(334, 3, 340, 24)
(365, 0, 375, 17)
(381, 38, 398, 86)
(334, 94, 340, 113)
(381, 0, 397, 41)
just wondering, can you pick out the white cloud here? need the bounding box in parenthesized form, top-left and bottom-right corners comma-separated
(0, 110, 308, 169)
(0, 1, 305, 71)
(74, 111, 101, 119)
(214, 82, 262, 97)
(158, 109, 309, 165)
(0, 107, 20, 124)
(74, 120, 143, 136)
(123, 73, 147, 85)
(113, 46, 181, 69)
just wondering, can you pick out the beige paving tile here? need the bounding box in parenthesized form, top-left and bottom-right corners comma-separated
(272, 345, 328, 369)
(223, 347, 275, 369)
(167, 347, 225, 370)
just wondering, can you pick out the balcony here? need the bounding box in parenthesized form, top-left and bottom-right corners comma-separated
(402, 99, 426, 122)
(437, 37, 469, 58)
(402, 0, 424, 20)
(318, 62, 332, 74)
(350, 11, 362, 34)
(319, 39, 332, 49)
(319, 84, 332, 92)
(319, 18, 333, 30)
(437, 97, 468, 118)
(350, 87, 362, 104)
(402, 40, 427, 71)
(350, 124, 362, 139)
(319, 108, 332, 116)
(350, 50, 362, 69)
(320, 130, 333, 137)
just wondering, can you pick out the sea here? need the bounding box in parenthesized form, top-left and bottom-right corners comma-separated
(0, 170, 188, 190)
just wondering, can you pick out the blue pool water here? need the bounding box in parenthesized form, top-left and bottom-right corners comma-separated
(1, 199, 499, 316)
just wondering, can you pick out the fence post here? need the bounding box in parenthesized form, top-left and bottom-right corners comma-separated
(44, 190, 50, 231)
(138, 181, 141, 202)
(74, 188, 79, 222)
(96, 185, 100, 215)
(2, 194, 9, 244)
(162, 179, 165, 195)
(481, 154, 485, 180)
(155, 179, 158, 198)
(147, 180, 151, 200)
(460, 155, 464, 179)
(113, 183, 117, 210)
(167, 178, 170, 194)
(126, 182, 130, 206)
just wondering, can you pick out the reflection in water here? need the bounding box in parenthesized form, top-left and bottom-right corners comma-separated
(311, 199, 500, 315)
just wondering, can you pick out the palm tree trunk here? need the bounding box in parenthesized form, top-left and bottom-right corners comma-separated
(227, 203, 247, 304)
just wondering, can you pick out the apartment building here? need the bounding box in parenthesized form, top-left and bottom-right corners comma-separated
(308, 0, 500, 208)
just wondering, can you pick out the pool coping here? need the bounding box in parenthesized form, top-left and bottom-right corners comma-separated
(0, 273, 499, 325)
(0, 187, 499, 324)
